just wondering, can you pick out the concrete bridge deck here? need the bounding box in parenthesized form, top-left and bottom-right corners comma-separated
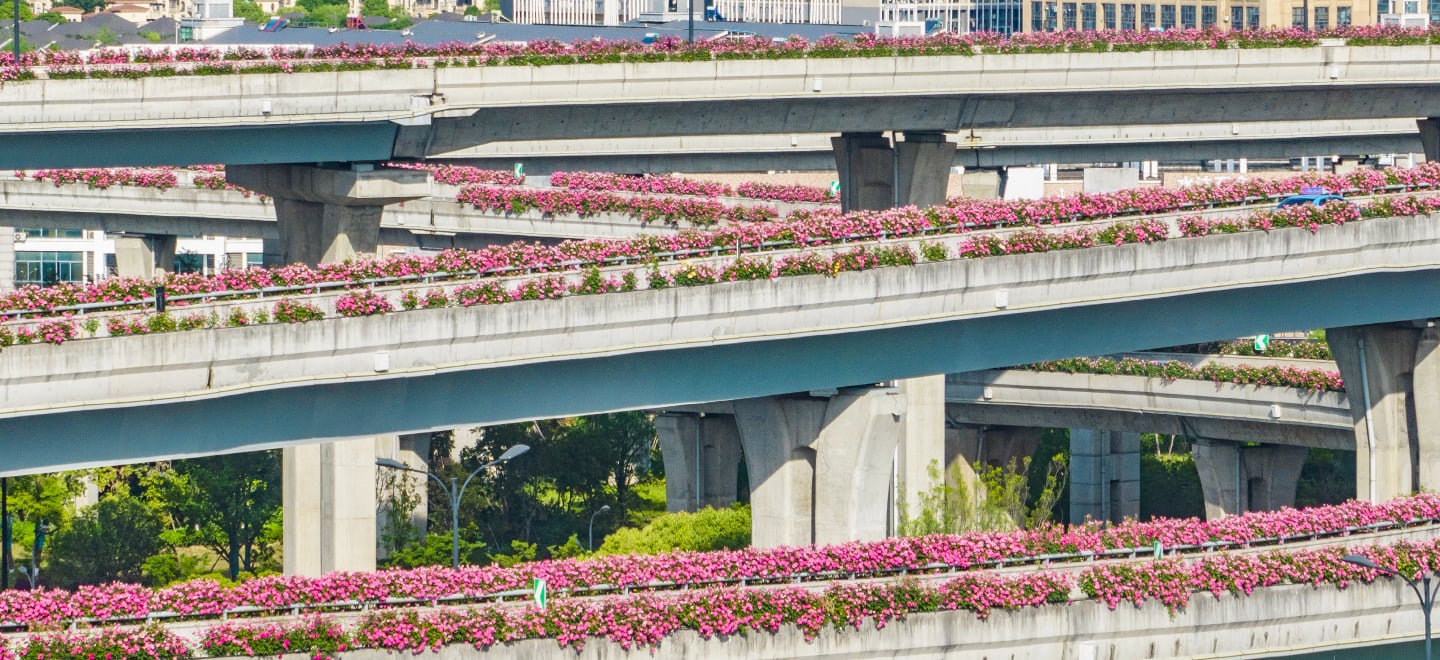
(4, 46, 1440, 167)
(0, 212, 1436, 476)
(946, 360, 1351, 449)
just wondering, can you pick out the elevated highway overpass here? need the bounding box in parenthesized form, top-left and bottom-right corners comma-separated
(2, 213, 1437, 526)
(4, 46, 1440, 169)
(446, 120, 1426, 175)
(946, 354, 1350, 449)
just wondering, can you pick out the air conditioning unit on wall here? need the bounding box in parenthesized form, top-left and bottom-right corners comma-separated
(13, 232, 26, 242)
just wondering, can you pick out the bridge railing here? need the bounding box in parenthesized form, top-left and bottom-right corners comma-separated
(12, 515, 1438, 633)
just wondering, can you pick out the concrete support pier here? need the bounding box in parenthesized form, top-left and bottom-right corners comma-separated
(732, 387, 906, 548)
(1193, 440, 1308, 519)
(375, 433, 431, 560)
(226, 163, 429, 265)
(283, 437, 380, 575)
(896, 376, 946, 516)
(239, 162, 430, 575)
(1419, 118, 1440, 163)
(654, 413, 744, 513)
(1069, 429, 1140, 525)
(1328, 322, 1440, 502)
(831, 132, 956, 212)
(113, 234, 176, 278)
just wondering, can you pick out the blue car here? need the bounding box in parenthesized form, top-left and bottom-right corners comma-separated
(1275, 193, 1346, 209)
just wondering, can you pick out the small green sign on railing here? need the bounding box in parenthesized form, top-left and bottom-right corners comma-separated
(533, 577, 547, 609)
(1253, 334, 1270, 352)
(829, 180, 840, 196)
(513, 163, 524, 179)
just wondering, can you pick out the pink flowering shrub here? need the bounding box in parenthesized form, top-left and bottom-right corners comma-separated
(15, 624, 189, 660)
(33, 536, 1440, 657)
(456, 184, 779, 225)
(5, 166, 1440, 345)
(272, 298, 325, 323)
(19, 167, 177, 191)
(1027, 357, 1344, 392)
(0, 495, 1427, 630)
(10, 28, 1440, 79)
(334, 289, 394, 317)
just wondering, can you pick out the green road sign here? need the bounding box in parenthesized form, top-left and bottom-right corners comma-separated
(1253, 334, 1270, 352)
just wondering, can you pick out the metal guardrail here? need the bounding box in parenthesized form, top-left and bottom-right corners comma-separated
(15, 515, 1438, 632)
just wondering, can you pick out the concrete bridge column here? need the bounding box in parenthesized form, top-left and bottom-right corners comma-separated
(1069, 429, 1139, 525)
(896, 376, 946, 517)
(831, 132, 956, 212)
(113, 234, 176, 278)
(1327, 322, 1440, 501)
(234, 163, 429, 575)
(1193, 440, 1307, 519)
(654, 413, 743, 512)
(959, 169, 1004, 200)
(375, 433, 431, 560)
(732, 386, 906, 548)
(1418, 118, 1440, 164)
(226, 163, 429, 266)
(283, 438, 379, 576)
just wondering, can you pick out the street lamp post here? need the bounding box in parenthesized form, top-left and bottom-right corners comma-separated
(377, 443, 529, 569)
(588, 504, 610, 552)
(1343, 554, 1440, 660)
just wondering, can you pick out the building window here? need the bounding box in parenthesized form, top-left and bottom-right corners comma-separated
(1180, 3, 1195, 26)
(1201, 4, 1216, 25)
(1246, 5, 1258, 25)
(1160, 3, 1175, 26)
(15, 228, 85, 239)
(1082, 1, 1096, 27)
(1313, 5, 1329, 25)
(1046, 1, 1058, 29)
(15, 251, 85, 286)
(1103, 2, 1117, 26)
(1141, 3, 1155, 26)
(1292, 5, 1306, 24)
(1063, 2, 1077, 27)
(1032, 1, 1043, 29)
(1121, 2, 1136, 27)
(1229, 4, 1242, 26)
(1337, 5, 1351, 22)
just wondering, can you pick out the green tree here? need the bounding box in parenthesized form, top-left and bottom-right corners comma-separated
(0, 2, 34, 19)
(46, 495, 163, 588)
(5, 473, 82, 585)
(562, 413, 655, 523)
(897, 455, 1066, 536)
(91, 25, 119, 45)
(598, 505, 750, 555)
(360, 0, 397, 15)
(463, 3, 480, 14)
(35, 10, 66, 22)
(145, 452, 281, 580)
(232, 0, 268, 21)
(482, 0, 498, 11)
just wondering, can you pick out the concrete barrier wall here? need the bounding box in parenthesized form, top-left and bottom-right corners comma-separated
(204, 579, 1423, 660)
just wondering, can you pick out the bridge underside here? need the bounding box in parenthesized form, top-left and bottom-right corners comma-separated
(943, 402, 1352, 449)
(0, 123, 398, 170)
(445, 134, 1424, 175)
(3, 269, 1439, 477)
(403, 86, 1440, 155)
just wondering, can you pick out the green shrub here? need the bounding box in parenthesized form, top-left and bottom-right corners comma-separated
(597, 504, 750, 555)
